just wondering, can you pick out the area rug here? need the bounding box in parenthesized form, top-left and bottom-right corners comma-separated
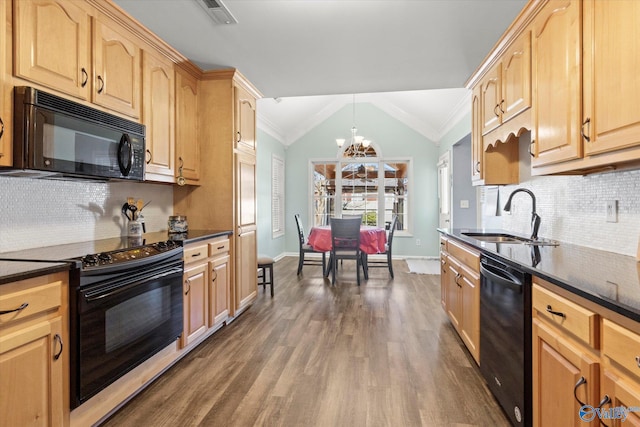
(406, 259, 441, 275)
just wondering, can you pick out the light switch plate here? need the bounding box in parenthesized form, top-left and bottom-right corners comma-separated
(460, 199, 469, 209)
(606, 200, 618, 223)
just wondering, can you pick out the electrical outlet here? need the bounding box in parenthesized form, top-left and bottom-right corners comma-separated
(416, 239, 421, 246)
(606, 200, 618, 223)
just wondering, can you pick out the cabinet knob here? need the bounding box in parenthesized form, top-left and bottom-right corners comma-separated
(499, 99, 505, 114)
(475, 161, 480, 173)
(184, 279, 191, 295)
(494, 104, 500, 117)
(146, 149, 152, 164)
(0, 116, 4, 139)
(236, 131, 241, 143)
(573, 376, 587, 407)
(212, 270, 218, 282)
(528, 141, 535, 157)
(635, 356, 640, 368)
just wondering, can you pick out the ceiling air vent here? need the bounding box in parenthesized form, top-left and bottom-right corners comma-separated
(195, 0, 238, 25)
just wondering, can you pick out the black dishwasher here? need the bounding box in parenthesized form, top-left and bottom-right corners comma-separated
(480, 254, 532, 427)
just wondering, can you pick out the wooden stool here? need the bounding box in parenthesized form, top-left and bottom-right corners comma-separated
(257, 256, 274, 297)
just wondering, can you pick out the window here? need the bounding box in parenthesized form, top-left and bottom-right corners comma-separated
(272, 155, 285, 237)
(311, 158, 410, 232)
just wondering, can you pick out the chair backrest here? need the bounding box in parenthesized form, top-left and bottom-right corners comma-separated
(341, 214, 362, 222)
(387, 215, 399, 251)
(294, 214, 305, 246)
(330, 217, 361, 252)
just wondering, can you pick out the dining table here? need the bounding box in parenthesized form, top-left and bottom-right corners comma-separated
(307, 225, 387, 280)
(307, 225, 387, 255)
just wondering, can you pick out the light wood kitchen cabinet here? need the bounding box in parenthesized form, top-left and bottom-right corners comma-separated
(439, 236, 449, 309)
(181, 236, 231, 348)
(93, 15, 142, 119)
(181, 260, 208, 347)
(531, 279, 640, 427)
(0, 272, 69, 427)
(0, 0, 11, 167)
(532, 318, 600, 427)
(601, 319, 640, 426)
(470, 86, 483, 184)
(234, 85, 257, 154)
(14, 0, 92, 100)
(175, 67, 200, 184)
(582, 0, 640, 158)
(480, 64, 502, 136)
(209, 242, 230, 327)
(530, 0, 582, 169)
(142, 50, 175, 182)
(13, 0, 142, 119)
(174, 69, 261, 318)
(440, 237, 480, 364)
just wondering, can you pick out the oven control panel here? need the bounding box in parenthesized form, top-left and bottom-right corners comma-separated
(81, 240, 181, 268)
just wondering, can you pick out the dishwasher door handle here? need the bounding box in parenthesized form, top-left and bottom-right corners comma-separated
(481, 263, 523, 293)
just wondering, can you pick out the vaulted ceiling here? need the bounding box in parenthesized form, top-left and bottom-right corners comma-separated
(114, 0, 528, 144)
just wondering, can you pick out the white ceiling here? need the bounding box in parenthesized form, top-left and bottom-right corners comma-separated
(114, 0, 527, 144)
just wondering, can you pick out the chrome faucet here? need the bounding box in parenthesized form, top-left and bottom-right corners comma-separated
(503, 188, 541, 241)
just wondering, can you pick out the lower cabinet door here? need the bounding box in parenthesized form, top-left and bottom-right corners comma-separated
(0, 317, 64, 427)
(181, 263, 208, 347)
(532, 319, 599, 427)
(209, 255, 230, 327)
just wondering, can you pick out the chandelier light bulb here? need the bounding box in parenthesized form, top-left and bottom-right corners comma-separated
(363, 139, 371, 148)
(336, 138, 346, 147)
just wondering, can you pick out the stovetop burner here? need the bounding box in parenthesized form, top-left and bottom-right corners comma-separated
(80, 240, 181, 270)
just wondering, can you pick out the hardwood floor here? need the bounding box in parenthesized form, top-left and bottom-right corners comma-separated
(102, 257, 510, 427)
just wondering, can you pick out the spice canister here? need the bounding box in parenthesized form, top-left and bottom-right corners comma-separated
(168, 215, 188, 233)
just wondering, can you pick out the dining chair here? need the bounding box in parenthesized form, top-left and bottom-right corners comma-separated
(330, 217, 365, 285)
(294, 214, 327, 275)
(362, 215, 398, 279)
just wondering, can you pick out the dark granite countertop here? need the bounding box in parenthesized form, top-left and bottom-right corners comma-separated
(0, 230, 232, 284)
(0, 260, 71, 285)
(439, 228, 640, 323)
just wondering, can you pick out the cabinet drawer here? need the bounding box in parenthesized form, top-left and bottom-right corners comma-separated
(440, 236, 448, 253)
(184, 244, 208, 264)
(603, 319, 640, 379)
(447, 239, 480, 272)
(532, 284, 599, 347)
(0, 280, 62, 324)
(209, 239, 230, 257)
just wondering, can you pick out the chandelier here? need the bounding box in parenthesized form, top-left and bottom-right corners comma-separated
(336, 94, 372, 158)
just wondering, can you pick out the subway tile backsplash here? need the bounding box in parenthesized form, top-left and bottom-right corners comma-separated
(0, 177, 174, 253)
(481, 169, 640, 256)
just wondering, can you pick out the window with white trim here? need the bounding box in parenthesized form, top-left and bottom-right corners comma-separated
(272, 155, 285, 237)
(311, 158, 410, 232)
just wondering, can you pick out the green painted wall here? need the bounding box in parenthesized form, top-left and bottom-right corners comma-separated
(256, 103, 466, 259)
(256, 129, 287, 258)
(284, 102, 441, 257)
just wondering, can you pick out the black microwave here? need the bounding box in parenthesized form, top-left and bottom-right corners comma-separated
(8, 86, 145, 181)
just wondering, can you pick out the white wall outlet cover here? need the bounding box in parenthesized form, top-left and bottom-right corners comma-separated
(606, 200, 618, 223)
(460, 199, 469, 208)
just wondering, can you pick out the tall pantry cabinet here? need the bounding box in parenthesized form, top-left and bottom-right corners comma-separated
(174, 69, 260, 317)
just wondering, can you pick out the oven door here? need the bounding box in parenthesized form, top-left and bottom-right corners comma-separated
(73, 262, 183, 407)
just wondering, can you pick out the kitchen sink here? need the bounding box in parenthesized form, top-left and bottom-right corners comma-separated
(462, 232, 559, 246)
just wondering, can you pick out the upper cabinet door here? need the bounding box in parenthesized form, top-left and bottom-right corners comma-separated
(234, 85, 256, 153)
(531, 0, 582, 167)
(14, 0, 91, 100)
(175, 69, 200, 182)
(471, 86, 483, 184)
(93, 17, 141, 119)
(143, 50, 175, 181)
(480, 65, 501, 136)
(501, 30, 531, 124)
(0, 0, 11, 167)
(582, 0, 640, 156)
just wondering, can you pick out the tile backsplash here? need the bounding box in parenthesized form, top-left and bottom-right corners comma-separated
(481, 169, 640, 256)
(0, 176, 174, 252)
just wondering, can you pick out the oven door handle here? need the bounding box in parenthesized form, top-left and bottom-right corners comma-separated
(83, 267, 183, 302)
(481, 263, 523, 293)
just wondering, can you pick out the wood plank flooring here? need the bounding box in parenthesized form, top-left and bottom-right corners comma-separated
(101, 257, 510, 427)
